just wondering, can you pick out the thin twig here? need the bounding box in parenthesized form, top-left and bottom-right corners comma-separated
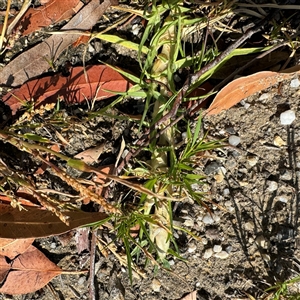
(88, 230, 97, 300)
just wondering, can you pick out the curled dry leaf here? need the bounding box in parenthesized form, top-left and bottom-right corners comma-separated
(0, 238, 35, 259)
(206, 70, 300, 116)
(2, 65, 132, 115)
(0, 245, 61, 295)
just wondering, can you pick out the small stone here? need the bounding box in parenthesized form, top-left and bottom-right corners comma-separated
(132, 24, 140, 35)
(225, 245, 233, 253)
(202, 238, 208, 245)
(228, 135, 241, 146)
(244, 221, 255, 231)
(228, 206, 234, 212)
(247, 155, 259, 167)
(188, 243, 197, 253)
(274, 135, 286, 147)
(290, 78, 300, 88)
(244, 103, 251, 109)
(78, 276, 86, 285)
(280, 110, 296, 125)
(214, 251, 229, 259)
(202, 213, 214, 225)
(50, 242, 56, 249)
(169, 259, 175, 266)
(223, 188, 230, 196)
(204, 161, 221, 175)
(266, 180, 278, 192)
(226, 127, 236, 134)
(213, 245, 222, 253)
(203, 248, 213, 259)
(184, 219, 194, 227)
(151, 279, 161, 292)
(255, 235, 269, 249)
(213, 215, 220, 223)
(280, 170, 292, 181)
(259, 93, 270, 101)
(278, 196, 288, 203)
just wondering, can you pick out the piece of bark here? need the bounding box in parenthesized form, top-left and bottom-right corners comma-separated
(0, 0, 118, 87)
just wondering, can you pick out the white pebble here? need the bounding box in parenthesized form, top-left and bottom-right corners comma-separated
(228, 135, 241, 146)
(278, 196, 288, 203)
(213, 245, 222, 253)
(213, 215, 220, 223)
(280, 110, 296, 125)
(225, 245, 232, 253)
(169, 259, 175, 266)
(202, 213, 214, 224)
(244, 103, 251, 109)
(223, 188, 230, 196)
(267, 180, 278, 192)
(228, 206, 235, 212)
(132, 24, 140, 35)
(50, 242, 56, 249)
(188, 243, 197, 253)
(203, 248, 213, 259)
(184, 219, 194, 227)
(78, 276, 86, 285)
(290, 78, 300, 88)
(214, 251, 229, 259)
(259, 93, 270, 100)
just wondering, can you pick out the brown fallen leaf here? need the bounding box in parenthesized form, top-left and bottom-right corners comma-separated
(0, 245, 61, 295)
(0, 0, 118, 87)
(74, 143, 105, 164)
(19, 0, 83, 35)
(2, 65, 131, 115)
(0, 203, 108, 239)
(0, 238, 35, 259)
(206, 70, 300, 116)
(180, 291, 197, 300)
(0, 0, 83, 36)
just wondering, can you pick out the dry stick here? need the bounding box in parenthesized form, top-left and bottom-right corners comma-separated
(117, 21, 265, 174)
(7, 0, 32, 35)
(89, 230, 97, 300)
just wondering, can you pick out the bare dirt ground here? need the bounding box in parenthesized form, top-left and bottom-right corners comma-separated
(0, 1, 299, 300)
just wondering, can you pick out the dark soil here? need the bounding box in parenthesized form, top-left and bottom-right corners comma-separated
(0, 1, 299, 300)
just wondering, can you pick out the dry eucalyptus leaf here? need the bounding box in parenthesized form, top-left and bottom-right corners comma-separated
(0, 238, 35, 259)
(0, 0, 118, 87)
(206, 70, 300, 116)
(0, 203, 107, 239)
(0, 245, 61, 295)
